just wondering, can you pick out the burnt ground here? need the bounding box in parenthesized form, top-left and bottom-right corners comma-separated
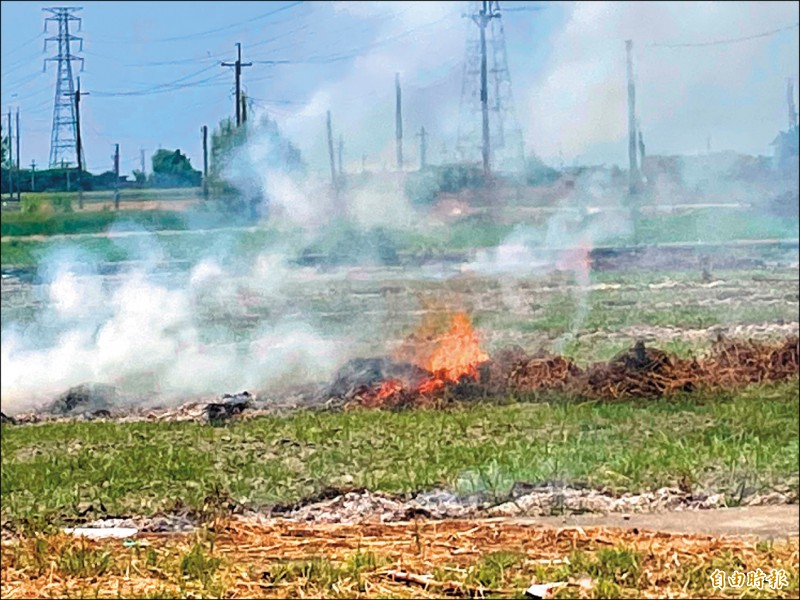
(527, 504, 800, 540)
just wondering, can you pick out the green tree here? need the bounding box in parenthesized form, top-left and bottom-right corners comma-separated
(524, 155, 560, 186)
(1, 124, 9, 168)
(211, 113, 304, 177)
(149, 149, 201, 188)
(132, 169, 146, 188)
(209, 112, 305, 217)
(152, 148, 196, 176)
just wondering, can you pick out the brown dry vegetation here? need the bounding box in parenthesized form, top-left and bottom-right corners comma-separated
(347, 336, 799, 409)
(2, 519, 798, 599)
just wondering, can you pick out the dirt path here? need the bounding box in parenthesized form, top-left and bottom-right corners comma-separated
(512, 504, 800, 540)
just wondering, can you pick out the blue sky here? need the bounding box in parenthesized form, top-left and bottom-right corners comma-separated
(2, 1, 798, 176)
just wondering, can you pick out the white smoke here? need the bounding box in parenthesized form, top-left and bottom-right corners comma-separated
(0, 243, 339, 415)
(526, 1, 800, 164)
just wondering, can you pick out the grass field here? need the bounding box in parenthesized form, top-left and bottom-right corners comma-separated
(2, 381, 797, 531)
(3, 519, 797, 598)
(1, 205, 797, 267)
(3, 188, 203, 206)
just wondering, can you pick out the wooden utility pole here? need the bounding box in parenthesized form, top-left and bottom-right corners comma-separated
(30, 160, 36, 192)
(326, 111, 337, 188)
(337, 134, 344, 179)
(417, 126, 427, 170)
(222, 43, 252, 127)
(326, 110, 345, 216)
(15, 107, 21, 201)
(6, 109, 13, 201)
(74, 77, 88, 208)
(395, 73, 403, 170)
(201, 125, 209, 199)
(113, 143, 120, 210)
(471, 1, 499, 181)
(140, 148, 145, 174)
(626, 40, 639, 194)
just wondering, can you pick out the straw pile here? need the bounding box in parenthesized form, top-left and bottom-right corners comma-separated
(347, 335, 799, 409)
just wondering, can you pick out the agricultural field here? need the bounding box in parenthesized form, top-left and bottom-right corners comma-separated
(2, 231, 798, 598)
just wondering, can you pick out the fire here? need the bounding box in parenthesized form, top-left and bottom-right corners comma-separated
(358, 378, 404, 408)
(400, 311, 489, 395)
(357, 311, 489, 407)
(424, 312, 489, 382)
(375, 378, 403, 400)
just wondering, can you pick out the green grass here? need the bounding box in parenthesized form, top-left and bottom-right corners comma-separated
(17, 188, 202, 204)
(1, 209, 190, 237)
(608, 209, 798, 245)
(0, 227, 287, 267)
(1, 382, 797, 528)
(3, 205, 795, 267)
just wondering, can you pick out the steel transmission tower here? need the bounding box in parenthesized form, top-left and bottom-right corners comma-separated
(43, 7, 84, 169)
(456, 1, 525, 174)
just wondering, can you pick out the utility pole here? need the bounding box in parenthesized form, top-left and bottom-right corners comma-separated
(113, 143, 120, 210)
(417, 126, 428, 170)
(638, 130, 645, 169)
(221, 43, 252, 127)
(241, 92, 248, 125)
(327, 110, 344, 216)
(15, 107, 21, 201)
(788, 77, 797, 131)
(140, 148, 145, 174)
(625, 39, 639, 194)
(326, 111, 337, 188)
(470, 1, 500, 180)
(395, 72, 403, 170)
(201, 125, 209, 199)
(30, 160, 36, 192)
(6, 108, 14, 201)
(71, 76, 88, 208)
(338, 134, 344, 179)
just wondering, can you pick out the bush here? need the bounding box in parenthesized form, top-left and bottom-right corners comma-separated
(404, 169, 440, 205)
(21, 196, 46, 215)
(50, 195, 73, 213)
(525, 156, 560, 186)
(300, 221, 401, 266)
(404, 164, 486, 206)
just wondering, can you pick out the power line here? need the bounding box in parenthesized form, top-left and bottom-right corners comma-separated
(122, 51, 229, 68)
(89, 64, 223, 97)
(500, 4, 546, 12)
(87, 0, 305, 45)
(248, 14, 457, 68)
(651, 22, 799, 48)
(91, 74, 229, 97)
(160, 0, 305, 42)
(3, 31, 44, 56)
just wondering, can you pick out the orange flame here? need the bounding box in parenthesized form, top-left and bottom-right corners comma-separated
(400, 311, 489, 395)
(360, 311, 489, 406)
(375, 378, 404, 400)
(425, 312, 489, 381)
